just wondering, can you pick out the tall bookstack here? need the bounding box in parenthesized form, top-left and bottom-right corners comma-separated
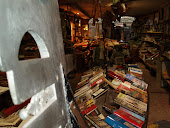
(73, 64, 149, 128)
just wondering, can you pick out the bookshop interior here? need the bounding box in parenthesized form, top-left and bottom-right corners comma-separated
(1, 0, 170, 127)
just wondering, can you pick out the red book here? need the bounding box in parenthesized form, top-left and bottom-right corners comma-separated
(108, 70, 125, 82)
(116, 84, 134, 93)
(81, 104, 97, 115)
(0, 98, 30, 118)
(113, 107, 144, 128)
(90, 78, 104, 87)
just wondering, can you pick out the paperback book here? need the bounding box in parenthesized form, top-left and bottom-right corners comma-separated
(114, 107, 144, 128)
(84, 107, 111, 128)
(114, 93, 147, 117)
(92, 87, 109, 99)
(105, 113, 138, 128)
(108, 70, 125, 82)
(116, 84, 148, 103)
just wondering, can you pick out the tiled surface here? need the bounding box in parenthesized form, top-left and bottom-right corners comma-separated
(137, 62, 170, 126)
(148, 93, 170, 125)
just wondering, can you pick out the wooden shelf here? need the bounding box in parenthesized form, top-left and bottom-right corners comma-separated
(141, 32, 164, 34)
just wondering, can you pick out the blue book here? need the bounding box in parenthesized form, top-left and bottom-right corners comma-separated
(125, 73, 134, 81)
(128, 64, 139, 68)
(105, 114, 137, 128)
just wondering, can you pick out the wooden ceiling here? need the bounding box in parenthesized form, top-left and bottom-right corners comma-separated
(58, 0, 170, 19)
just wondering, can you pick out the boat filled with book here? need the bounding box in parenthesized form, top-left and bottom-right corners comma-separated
(73, 64, 149, 128)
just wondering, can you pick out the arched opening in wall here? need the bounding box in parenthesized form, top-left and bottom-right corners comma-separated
(18, 31, 49, 60)
(0, 31, 50, 127)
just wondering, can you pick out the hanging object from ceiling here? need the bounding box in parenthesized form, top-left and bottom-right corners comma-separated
(92, 0, 101, 26)
(111, 1, 126, 16)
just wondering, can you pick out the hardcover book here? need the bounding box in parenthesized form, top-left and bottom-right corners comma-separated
(75, 78, 89, 90)
(128, 67, 143, 75)
(89, 72, 104, 84)
(115, 70, 126, 77)
(102, 105, 119, 114)
(128, 64, 139, 68)
(119, 107, 145, 121)
(85, 115, 111, 128)
(129, 72, 143, 80)
(114, 107, 144, 128)
(74, 85, 91, 98)
(114, 93, 147, 117)
(116, 84, 148, 103)
(132, 78, 148, 91)
(81, 104, 97, 115)
(125, 74, 135, 81)
(92, 87, 109, 99)
(78, 99, 95, 112)
(125, 74, 148, 90)
(84, 107, 111, 128)
(108, 70, 125, 82)
(105, 114, 138, 128)
(123, 81, 147, 96)
(90, 78, 105, 87)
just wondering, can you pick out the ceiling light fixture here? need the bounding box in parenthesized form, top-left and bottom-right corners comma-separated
(77, 13, 80, 15)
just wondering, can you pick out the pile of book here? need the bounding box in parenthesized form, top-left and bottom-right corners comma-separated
(74, 64, 149, 128)
(73, 67, 112, 127)
(106, 64, 148, 128)
(0, 99, 30, 127)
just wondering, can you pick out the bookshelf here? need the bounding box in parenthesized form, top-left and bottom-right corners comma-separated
(131, 3, 170, 90)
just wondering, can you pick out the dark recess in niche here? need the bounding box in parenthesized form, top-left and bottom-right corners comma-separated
(18, 32, 41, 60)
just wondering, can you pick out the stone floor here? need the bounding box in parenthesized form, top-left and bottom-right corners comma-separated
(136, 62, 170, 126)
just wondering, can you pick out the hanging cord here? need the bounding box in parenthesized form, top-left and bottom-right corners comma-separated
(99, 0, 102, 19)
(99, 0, 108, 77)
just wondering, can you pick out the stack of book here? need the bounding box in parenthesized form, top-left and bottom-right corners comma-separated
(74, 67, 112, 127)
(74, 64, 149, 128)
(127, 66, 143, 80)
(104, 64, 148, 128)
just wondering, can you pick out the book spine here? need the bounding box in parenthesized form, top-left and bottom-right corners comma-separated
(81, 104, 97, 115)
(105, 114, 138, 128)
(84, 115, 100, 128)
(108, 70, 125, 82)
(93, 88, 108, 99)
(90, 78, 104, 87)
(120, 107, 145, 121)
(125, 74, 134, 81)
(105, 116, 121, 128)
(114, 109, 144, 128)
(114, 99, 146, 118)
(130, 70, 143, 75)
